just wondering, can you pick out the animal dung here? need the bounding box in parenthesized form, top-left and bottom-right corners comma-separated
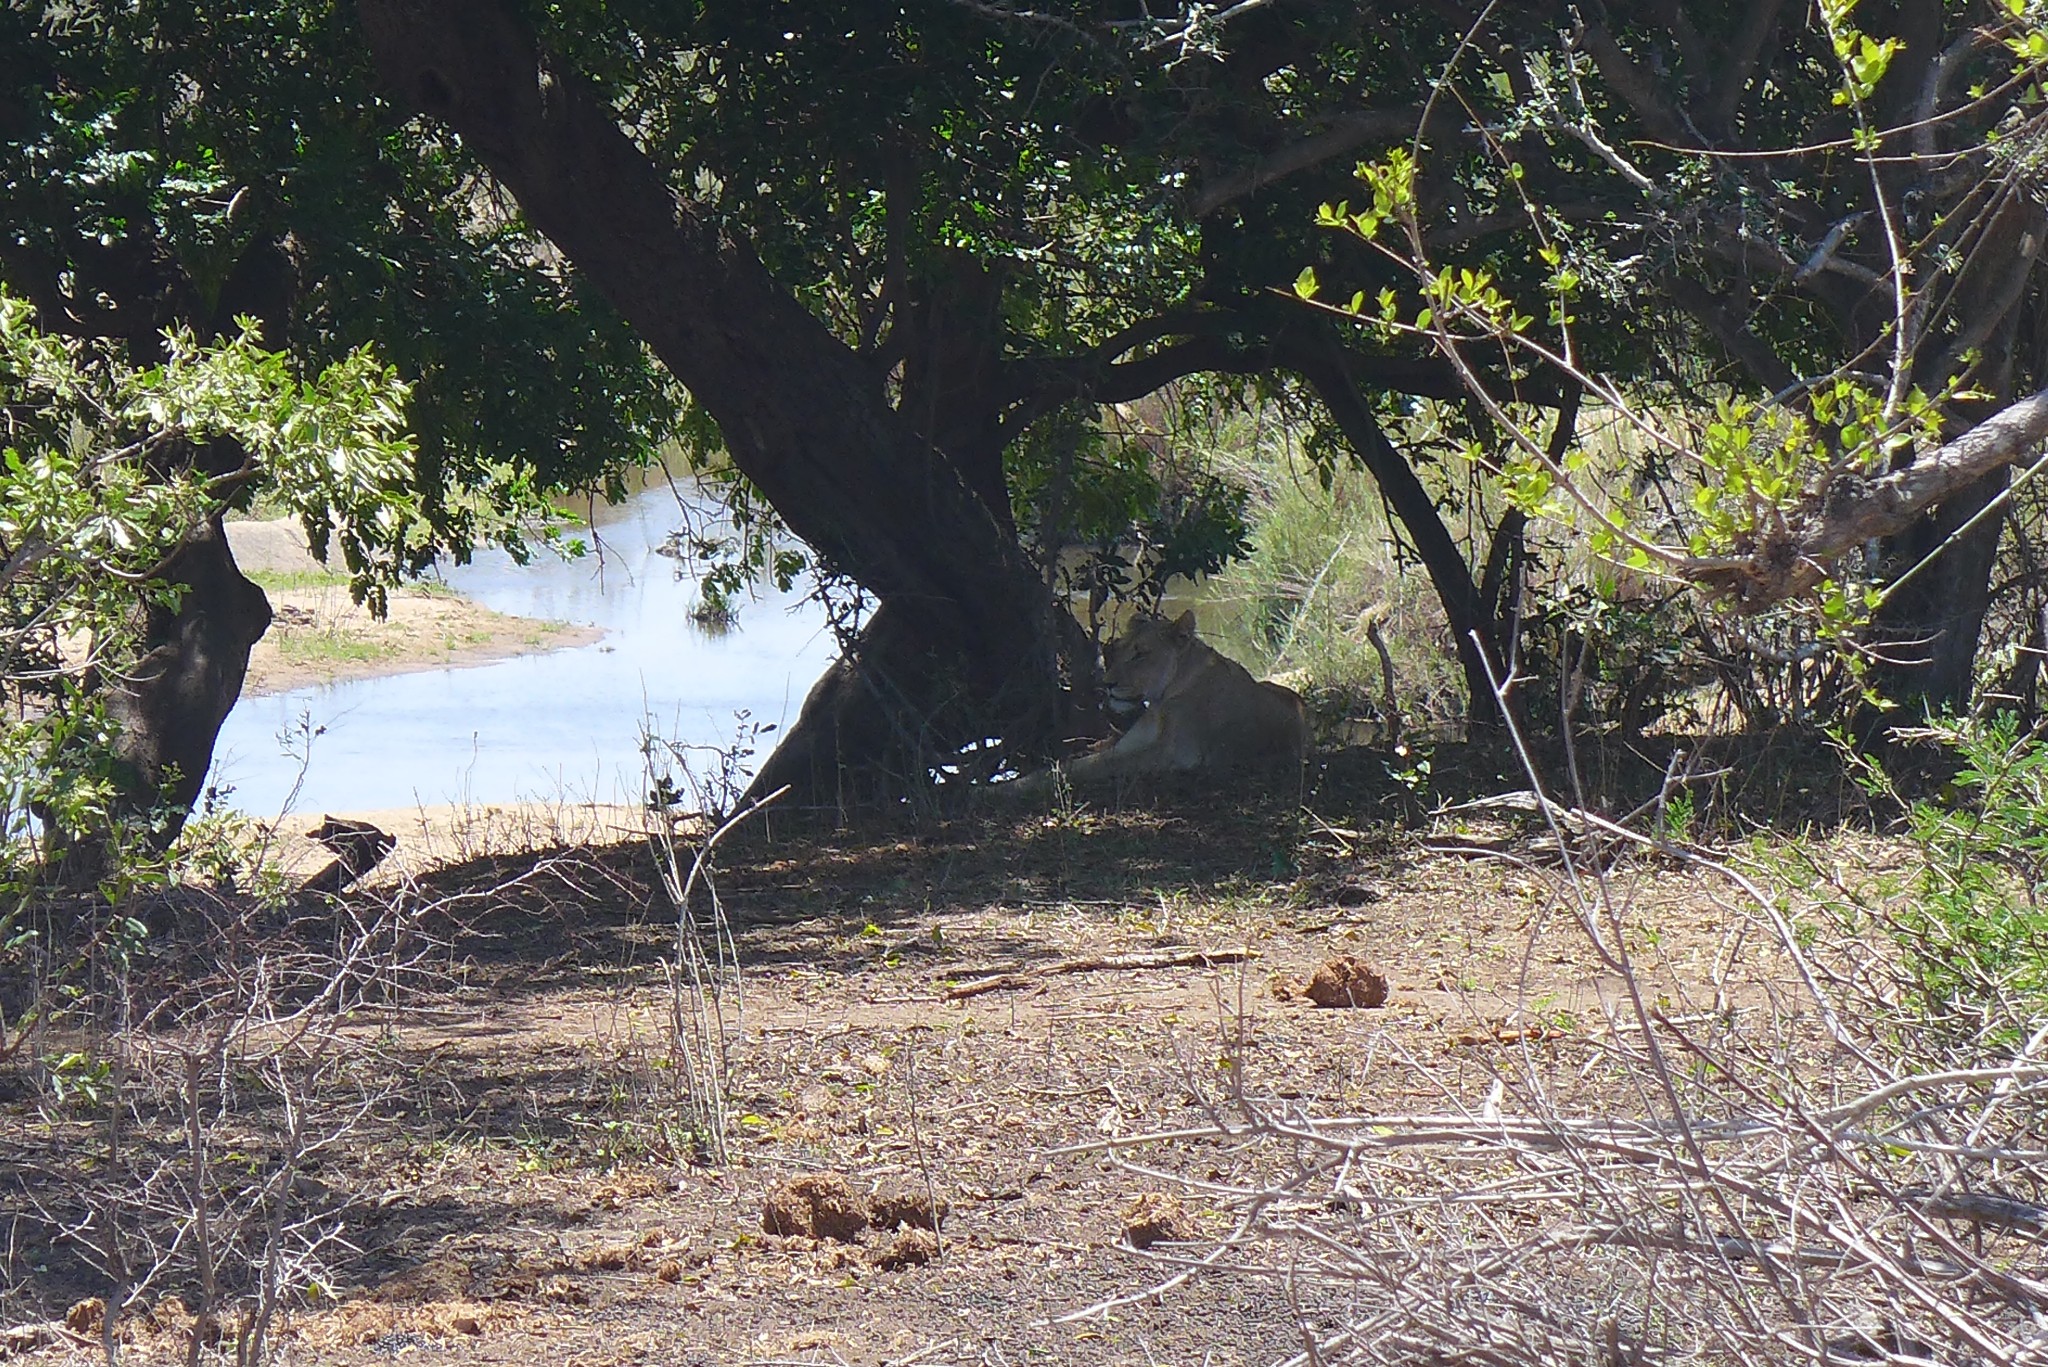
(868, 1182, 948, 1231)
(1305, 954, 1390, 1009)
(761, 1172, 870, 1241)
(1121, 1192, 1193, 1249)
(870, 1228, 940, 1269)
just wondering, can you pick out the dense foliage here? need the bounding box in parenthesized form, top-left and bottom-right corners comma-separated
(2, 0, 678, 526)
(1299, 1, 2048, 720)
(0, 294, 420, 881)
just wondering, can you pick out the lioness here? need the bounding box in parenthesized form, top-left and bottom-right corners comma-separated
(1049, 611, 1308, 784)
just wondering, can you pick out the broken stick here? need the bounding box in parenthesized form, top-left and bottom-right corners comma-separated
(943, 947, 1257, 1001)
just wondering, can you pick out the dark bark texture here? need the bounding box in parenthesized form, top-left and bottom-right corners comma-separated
(356, 0, 1071, 799)
(105, 516, 273, 832)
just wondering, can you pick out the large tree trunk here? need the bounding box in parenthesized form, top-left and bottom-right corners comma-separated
(101, 517, 272, 841)
(744, 603, 969, 807)
(1866, 466, 2010, 713)
(357, 0, 1070, 800)
(898, 250, 1016, 533)
(1864, 189, 2048, 716)
(41, 542, 267, 883)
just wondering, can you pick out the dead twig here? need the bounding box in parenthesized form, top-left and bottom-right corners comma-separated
(942, 947, 1258, 1001)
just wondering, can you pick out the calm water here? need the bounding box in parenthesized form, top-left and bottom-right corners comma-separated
(208, 486, 836, 815)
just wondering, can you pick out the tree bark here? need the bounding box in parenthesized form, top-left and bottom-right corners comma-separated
(744, 603, 964, 807)
(897, 250, 1016, 532)
(356, 0, 1069, 793)
(104, 516, 273, 836)
(1867, 467, 2009, 712)
(1285, 333, 1507, 725)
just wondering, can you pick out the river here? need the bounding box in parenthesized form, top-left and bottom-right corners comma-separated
(208, 485, 837, 816)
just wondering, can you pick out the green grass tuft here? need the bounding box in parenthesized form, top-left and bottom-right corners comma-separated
(244, 567, 351, 593)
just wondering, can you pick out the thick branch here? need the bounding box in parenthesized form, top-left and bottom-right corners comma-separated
(1666, 278, 1800, 396)
(1704, 0, 1785, 138)
(994, 322, 1477, 452)
(1643, 0, 1710, 86)
(1283, 332, 1502, 719)
(1425, 199, 1625, 251)
(1578, 22, 1695, 147)
(1687, 388, 2048, 605)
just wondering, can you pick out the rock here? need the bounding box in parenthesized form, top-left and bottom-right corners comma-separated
(1121, 1192, 1192, 1249)
(761, 1172, 870, 1241)
(1305, 954, 1389, 1008)
(870, 1228, 940, 1270)
(869, 1182, 948, 1231)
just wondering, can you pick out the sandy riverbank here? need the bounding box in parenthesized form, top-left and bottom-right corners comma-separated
(226, 519, 603, 697)
(260, 800, 669, 885)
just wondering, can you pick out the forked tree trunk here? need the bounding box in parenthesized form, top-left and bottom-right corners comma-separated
(357, 0, 1073, 800)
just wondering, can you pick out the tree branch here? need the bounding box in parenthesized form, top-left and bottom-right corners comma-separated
(1704, 0, 1785, 139)
(1282, 330, 1502, 718)
(1686, 387, 2048, 605)
(1665, 278, 1801, 396)
(1577, 20, 1695, 147)
(1191, 106, 1430, 218)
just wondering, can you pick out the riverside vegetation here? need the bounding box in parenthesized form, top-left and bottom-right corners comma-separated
(10, 390, 2048, 1363)
(13, 3, 2048, 1364)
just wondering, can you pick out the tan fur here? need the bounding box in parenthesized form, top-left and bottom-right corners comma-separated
(1058, 611, 1308, 783)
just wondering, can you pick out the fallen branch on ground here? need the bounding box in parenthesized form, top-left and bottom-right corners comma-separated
(943, 946, 1258, 1000)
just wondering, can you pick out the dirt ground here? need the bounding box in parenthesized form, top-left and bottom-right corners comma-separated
(0, 751, 1881, 1366)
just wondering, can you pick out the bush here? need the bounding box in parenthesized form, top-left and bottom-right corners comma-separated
(0, 290, 471, 885)
(1828, 714, 2048, 1045)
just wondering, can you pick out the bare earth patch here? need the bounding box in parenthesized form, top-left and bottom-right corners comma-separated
(0, 758, 1950, 1365)
(241, 585, 600, 697)
(255, 802, 660, 885)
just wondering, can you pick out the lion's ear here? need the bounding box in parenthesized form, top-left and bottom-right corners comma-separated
(1171, 610, 1197, 635)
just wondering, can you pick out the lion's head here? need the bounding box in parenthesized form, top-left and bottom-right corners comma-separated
(1101, 611, 1200, 707)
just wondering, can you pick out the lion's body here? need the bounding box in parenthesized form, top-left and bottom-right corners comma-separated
(1061, 613, 1308, 783)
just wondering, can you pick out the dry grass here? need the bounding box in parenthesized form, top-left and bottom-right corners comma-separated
(0, 750, 2019, 1365)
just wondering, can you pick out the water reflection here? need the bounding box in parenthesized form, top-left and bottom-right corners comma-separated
(209, 485, 835, 815)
